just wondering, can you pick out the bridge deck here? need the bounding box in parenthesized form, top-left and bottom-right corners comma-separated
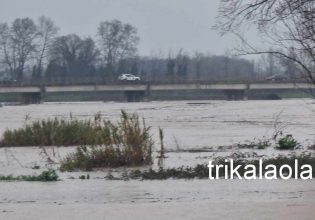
(0, 82, 314, 93)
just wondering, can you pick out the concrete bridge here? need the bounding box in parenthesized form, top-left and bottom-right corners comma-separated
(0, 81, 313, 103)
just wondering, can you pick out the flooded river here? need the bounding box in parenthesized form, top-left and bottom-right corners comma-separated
(1, 99, 315, 149)
(0, 99, 315, 219)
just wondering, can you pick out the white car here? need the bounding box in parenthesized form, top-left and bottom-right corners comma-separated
(266, 74, 288, 81)
(118, 74, 141, 81)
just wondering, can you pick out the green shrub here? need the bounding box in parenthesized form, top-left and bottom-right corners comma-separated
(276, 135, 299, 150)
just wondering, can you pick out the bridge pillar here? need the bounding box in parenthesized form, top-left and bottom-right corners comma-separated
(124, 91, 146, 102)
(243, 85, 251, 100)
(224, 90, 246, 101)
(21, 92, 42, 104)
(144, 83, 151, 102)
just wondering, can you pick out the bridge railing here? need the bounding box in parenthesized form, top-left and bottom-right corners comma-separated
(0, 77, 311, 87)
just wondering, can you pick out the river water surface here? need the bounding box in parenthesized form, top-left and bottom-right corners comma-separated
(0, 99, 315, 219)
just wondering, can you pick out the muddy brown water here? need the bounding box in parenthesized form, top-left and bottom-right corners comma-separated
(0, 100, 315, 219)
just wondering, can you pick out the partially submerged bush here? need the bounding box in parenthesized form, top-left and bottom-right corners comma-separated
(1, 115, 99, 147)
(276, 135, 299, 150)
(60, 111, 153, 171)
(0, 170, 58, 182)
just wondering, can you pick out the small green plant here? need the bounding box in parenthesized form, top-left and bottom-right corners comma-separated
(79, 174, 90, 180)
(276, 135, 299, 150)
(79, 175, 85, 180)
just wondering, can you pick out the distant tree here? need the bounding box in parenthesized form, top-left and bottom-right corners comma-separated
(216, 0, 315, 83)
(166, 52, 176, 79)
(266, 52, 276, 76)
(175, 50, 189, 79)
(130, 59, 139, 75)
(0, 23, 11, 75)
(34, 16, 58, 82)
(279, 48, 298, 79)
(194, 52, 203, 80)
(97, 20, 139, 76)
(48, 34, 99, 80)
(0, 18, 38, 81)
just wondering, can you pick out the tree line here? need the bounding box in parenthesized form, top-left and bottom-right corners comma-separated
(0, 16, 298, 84)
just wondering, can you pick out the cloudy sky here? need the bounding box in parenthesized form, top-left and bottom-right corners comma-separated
(0, 0, 245, 56)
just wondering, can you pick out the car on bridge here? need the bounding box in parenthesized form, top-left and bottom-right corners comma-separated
(118, 74, 141, 81)
(266, 74, 289, 81)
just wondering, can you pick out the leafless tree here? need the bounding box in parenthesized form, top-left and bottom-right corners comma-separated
(216, 0, 315, 83)
(48, 34, 99, 78)
(35, 16, 58, 82)
(175, 49, 189, 79)
(1, 18, 38, 81)
(0, 23, 12, 75)
(194, 52, 203, 80)
(97, 20, 139, 75)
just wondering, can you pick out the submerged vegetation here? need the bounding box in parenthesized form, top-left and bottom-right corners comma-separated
(60, 111, 153, 171)
(237, 132, 300, 151)
(1, 112, 122, 147)
(237, 137, 270, 150)
(128, 155, 315, 180)
(0, 170, 58, 182)
(0, 111, 153, 147)
(0, 110, 153, 170)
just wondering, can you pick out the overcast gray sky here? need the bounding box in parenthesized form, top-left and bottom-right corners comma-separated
(0, 0, 243, 56)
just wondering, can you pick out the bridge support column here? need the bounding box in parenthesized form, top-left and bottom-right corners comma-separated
(224, 90, 246, 101)
(124, 91, 146, 102)
(21, 93, 42, 104)
(243, 84, 251, 100)
(144, 83, 151, 102)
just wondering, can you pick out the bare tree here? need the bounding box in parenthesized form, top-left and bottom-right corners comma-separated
(10, 18, 38, 81)
(35, 16, 58, 82)
(194, 52, 203, 80)
(175, 49, 189, 79)
(0, 23, 13, 76)
(166, 50, 176, 79)
(97, 20, 139, 76)
(48, 34, 99, 80)
(0, 18, 38, 81)
(216, 0, 315, 83)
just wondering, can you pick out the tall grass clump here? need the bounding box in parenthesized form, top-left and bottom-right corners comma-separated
(60, 111, 153, 171)
(1, 116, 98, 147)
(0, 111, 152, 149)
